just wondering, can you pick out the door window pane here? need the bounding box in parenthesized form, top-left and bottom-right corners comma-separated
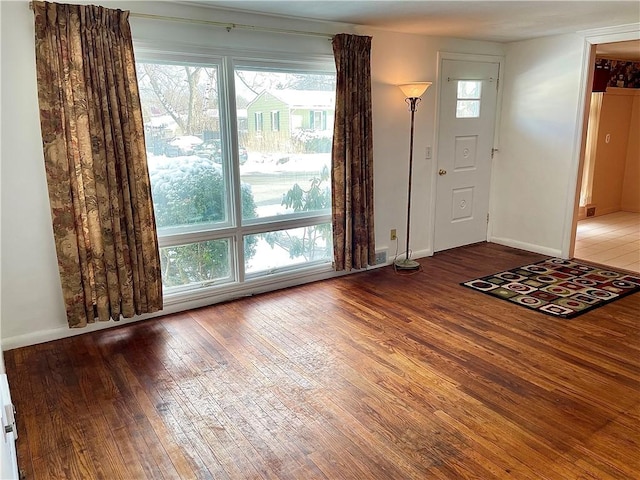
(456, 80, 482, 118)
(245, 223, 333, 275)
(457, 80, 481, 99)
(235, 69, 335, 221)
(456, 100, 481, 118)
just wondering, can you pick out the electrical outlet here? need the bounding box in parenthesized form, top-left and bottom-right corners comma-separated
(390, 229, 397, 241)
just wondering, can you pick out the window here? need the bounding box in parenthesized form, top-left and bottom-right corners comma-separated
(255, 112, 264, 132)
(456, 80, 482, 118)
(236, 67, 335, 279)
(245, 223, 332, 275)
(159, 240, 232, 291)
(137, 55, 335, 297)
(271, 111, 280, 131)
(310, 110, 326, 130)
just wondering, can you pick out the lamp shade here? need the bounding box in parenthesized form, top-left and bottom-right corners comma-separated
(398, 82, 432, 98)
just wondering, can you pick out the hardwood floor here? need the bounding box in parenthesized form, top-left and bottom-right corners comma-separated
(4, 243, 640, 479)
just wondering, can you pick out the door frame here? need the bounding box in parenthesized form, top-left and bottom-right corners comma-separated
(431, 52, 505, 253)
(564, 23, 640, 259)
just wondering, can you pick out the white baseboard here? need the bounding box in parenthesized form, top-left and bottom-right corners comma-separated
(489, 237, 563, 258)
(412, 248, 434, 259)
(380, 249, 433, 268)
(1, 321, 131, 352)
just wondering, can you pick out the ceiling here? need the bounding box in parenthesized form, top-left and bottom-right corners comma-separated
(193, 1, 640, 44)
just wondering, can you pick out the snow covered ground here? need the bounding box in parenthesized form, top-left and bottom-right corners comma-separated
(147, 150, 329, 174)
(240, 151, 330, 175)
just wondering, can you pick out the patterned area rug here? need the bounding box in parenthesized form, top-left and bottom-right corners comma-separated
(462, 258, 640, 318)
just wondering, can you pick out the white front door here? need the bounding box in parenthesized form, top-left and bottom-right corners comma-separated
(434, 59, 500, 252)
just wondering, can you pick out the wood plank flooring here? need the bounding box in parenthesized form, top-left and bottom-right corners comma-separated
(4, 242, 640, 479)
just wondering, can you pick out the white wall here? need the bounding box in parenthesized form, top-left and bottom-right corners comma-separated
(0, 0, 5, 375)
(1, 0, 68, 349)
(1, 0, 507, 349)
(490, 34, 588, 256)
(0, 0, 3, 374)
(365, 30, 505, 259)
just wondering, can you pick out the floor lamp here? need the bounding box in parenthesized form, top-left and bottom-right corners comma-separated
(395, 82, 432, 271)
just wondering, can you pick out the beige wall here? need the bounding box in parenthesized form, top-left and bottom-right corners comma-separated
(591, 88, 637, 216)
(621, 94, 640, 212)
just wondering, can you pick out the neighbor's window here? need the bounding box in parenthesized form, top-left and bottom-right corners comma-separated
(271, 111, 280, 131)
(310, 110, 326, 130)
(255, 112, 264, 132)
(456, 80, 482, 118)
(137, 56, 335, 295)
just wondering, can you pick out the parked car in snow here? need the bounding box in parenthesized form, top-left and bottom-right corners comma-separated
(195, 140, 222, 162)
(164, 135, 204, 157)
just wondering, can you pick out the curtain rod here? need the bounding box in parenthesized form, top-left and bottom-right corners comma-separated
(28, 2, 334, 40)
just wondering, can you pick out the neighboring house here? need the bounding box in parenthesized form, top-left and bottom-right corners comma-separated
(246, 90, 335, 137)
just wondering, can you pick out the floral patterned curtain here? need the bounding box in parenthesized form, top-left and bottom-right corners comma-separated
(33, 1, 163, 327)
(331, 34, 376, 271)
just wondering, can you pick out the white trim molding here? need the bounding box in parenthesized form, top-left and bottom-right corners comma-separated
(562, 22, 640, 259)
(490, 236, 562, 259)
(432, 51, 505, 255)
(577, 23, 640, 43)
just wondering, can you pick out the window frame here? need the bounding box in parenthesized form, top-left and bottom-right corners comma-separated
(310, 110, 326, 130)
(455, 80, 482, 119)
(255, 111, 264, 132)
(135, 45, 337, 299)
(270, 110, 280, 131)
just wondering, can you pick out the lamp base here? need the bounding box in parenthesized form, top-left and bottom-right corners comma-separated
(394, 258, 420, 271)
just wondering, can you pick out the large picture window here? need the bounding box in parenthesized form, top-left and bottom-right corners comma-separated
(137, 54, 335, 297)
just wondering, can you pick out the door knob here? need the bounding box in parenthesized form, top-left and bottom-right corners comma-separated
(438, 169, 447, 176)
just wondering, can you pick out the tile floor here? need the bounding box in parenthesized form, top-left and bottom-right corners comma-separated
(574, 211, 640, 273)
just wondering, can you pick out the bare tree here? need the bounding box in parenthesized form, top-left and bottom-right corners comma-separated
(138, 64, 218, 136)
(184, 66, 202, 134)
